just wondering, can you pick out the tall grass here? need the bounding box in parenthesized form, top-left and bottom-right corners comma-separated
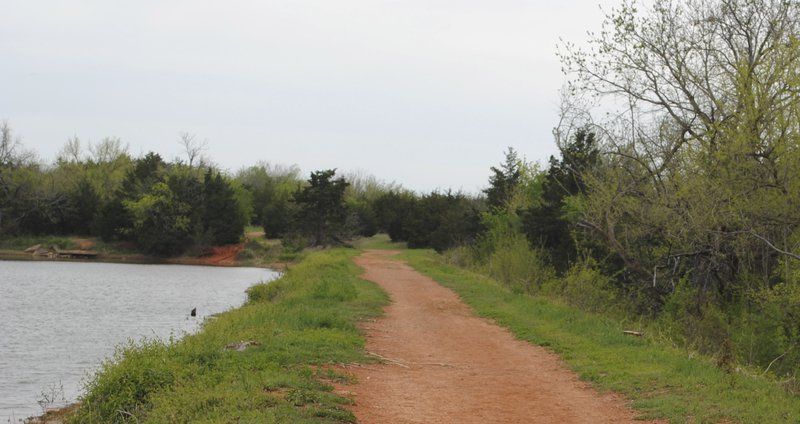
(479, 234, 553, 294)
(68, 249, 388, 423)
(443, 232, 618, 312)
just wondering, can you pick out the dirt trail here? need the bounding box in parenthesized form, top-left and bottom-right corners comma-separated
(341, 250, 649, 424)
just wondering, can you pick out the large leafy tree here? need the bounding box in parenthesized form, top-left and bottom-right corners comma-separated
(561, 0, 800, 308)
(124, 182, 193, 256)
(96, 152, 165, 241)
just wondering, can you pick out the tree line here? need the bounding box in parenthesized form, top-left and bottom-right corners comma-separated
(0, 131, 250, 255)
(0, 127, 482, 256)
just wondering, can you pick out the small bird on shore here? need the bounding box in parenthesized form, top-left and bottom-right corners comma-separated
(190, 307, 197, 317)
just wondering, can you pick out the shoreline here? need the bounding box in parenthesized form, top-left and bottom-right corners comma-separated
(23, 404, 78, 424)
(0, 249, 288, 271)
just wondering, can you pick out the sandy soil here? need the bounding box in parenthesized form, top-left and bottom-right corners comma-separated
(340, 250, 651, 424)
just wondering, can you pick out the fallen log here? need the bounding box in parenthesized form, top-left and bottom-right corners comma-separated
(623, 330, 644, 337)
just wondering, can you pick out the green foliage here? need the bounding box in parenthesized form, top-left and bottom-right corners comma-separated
(547, 258, 618, 313)
(484, 234, 554, 294)
(101, 154, 249, 255)
(235, 163, 301, 238)
(374, 190, 483, 252)
(202, 169, 246, 245)
(744, 282, 800, 376)
(124, 182, 193, 256)
(74, 340, 177, 421)
(64, 177, 101, 234)
(94, 198, 131, 241)
(522, 128, 599, 273)
(484, 147, 521, 210)
(68, 249, 389, 423)
(338, 171, 404, 238)
(292, 170, 349, 246)
(346, 200, 378, 237)
(0, 130, 251, 255)
(372, 191, 416, 242)
(120, 152, 165, 198)
(263, 199, 294, 238)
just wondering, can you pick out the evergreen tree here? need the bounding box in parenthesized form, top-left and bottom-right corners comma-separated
(522, 129, 598, 272)
(64, 177, 100, 234)
(293, 169, 349, 245)
(120, 152, 164, 197)
(202, 169, 245, 245)
(484, 147, 521, 210)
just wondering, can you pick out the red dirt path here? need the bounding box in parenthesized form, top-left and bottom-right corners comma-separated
(339, 250, 651, 424)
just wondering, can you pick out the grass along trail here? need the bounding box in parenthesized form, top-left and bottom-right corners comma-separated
(339, 250, 649, 423)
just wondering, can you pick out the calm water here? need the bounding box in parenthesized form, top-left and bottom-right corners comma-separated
(0, 260, 279, 421)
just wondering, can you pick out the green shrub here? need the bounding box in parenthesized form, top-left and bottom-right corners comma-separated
(659, 279, 732, 358)
(442, 245, 478, 269)
(744, 283, 800, 376)
(546, 258, 617, 313)
(484, 235, 554, 294)
(731, 304, 788, 373)
(70, 340, 179, 422)
(247, 279, 285, 303)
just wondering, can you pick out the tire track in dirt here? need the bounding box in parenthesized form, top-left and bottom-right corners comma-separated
(338, 250, 652, 424)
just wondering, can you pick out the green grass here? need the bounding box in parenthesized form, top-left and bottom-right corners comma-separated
(68, 249, 388, 423)
(245, 225, 264, 234)
(400, 248, 800, 424)
(0, 234, 78, 250)
(352, 234, 406, 250)
(0, 234, 144, 256)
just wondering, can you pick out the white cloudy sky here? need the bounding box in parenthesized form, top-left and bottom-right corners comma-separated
(1, 1, 613, 192)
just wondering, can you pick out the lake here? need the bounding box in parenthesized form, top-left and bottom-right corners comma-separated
(0, 260, 279, 421)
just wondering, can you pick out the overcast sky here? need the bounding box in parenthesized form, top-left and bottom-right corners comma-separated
(1, 1, 612, 192)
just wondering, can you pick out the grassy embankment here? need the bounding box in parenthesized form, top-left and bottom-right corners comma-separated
(62, 248, 387, 423)
(382, 243, 800, 423)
